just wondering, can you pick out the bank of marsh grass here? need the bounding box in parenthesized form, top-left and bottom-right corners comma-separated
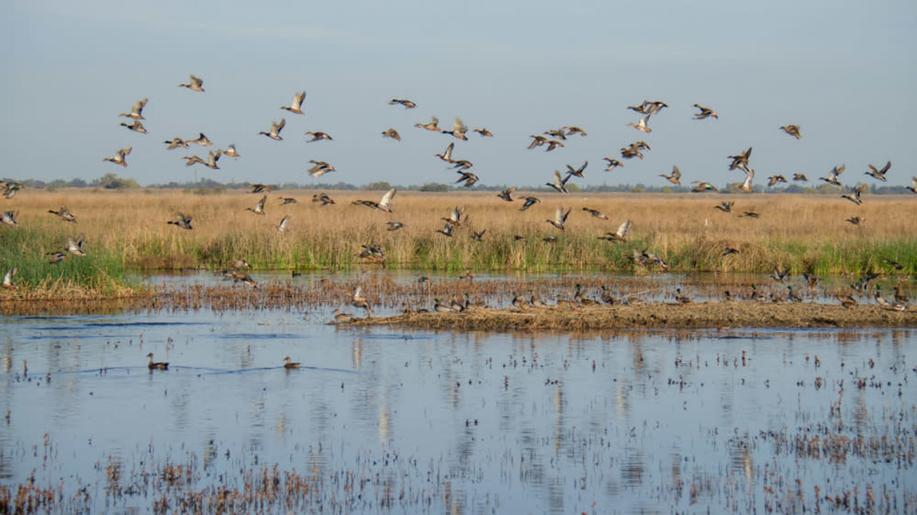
(0, 189, 914, 291)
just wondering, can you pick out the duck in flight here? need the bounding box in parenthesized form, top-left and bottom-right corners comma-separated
(178, 74, 204, 92)
(280, 91, 306, 114)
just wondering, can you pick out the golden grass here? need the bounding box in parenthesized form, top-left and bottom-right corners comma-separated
(2, 188, 915, 274)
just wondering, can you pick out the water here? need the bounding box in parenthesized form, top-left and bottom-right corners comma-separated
(1, 292, 915, 512)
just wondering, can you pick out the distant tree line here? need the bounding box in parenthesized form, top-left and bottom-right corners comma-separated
(5, 174, 913, 195)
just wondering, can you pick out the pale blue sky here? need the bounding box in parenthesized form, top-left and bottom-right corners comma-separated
(3, 1, 915, 187)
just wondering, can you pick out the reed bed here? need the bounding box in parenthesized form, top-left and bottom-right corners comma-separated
(1, 190, 915, 293)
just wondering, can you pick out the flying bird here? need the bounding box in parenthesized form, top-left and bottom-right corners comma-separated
(389, 98, 416, 109)
(792, 173, 808, 182)
(780, 124, 801, 139)
(381, 128, 401, 141)
(312, 192, 335, 206)
(841, 185, 865, 206)
(497, 188, 515, 202)
(739, 169, 755, 192)
(352, 188, 396, 212)
(304, 131, 333, 142)
(247, 195, 267, 215)
(865, 161, 891, 182)
(48, 206, 77, 223)
(693, 104, 718, 120)
(163, 137, 188, 150)
(386, 221, 404, 231)
(455, 171, 479, 188)
(1, 211, 18, 226)
(603, 157, 623, 171)
(280, 91, 306, 114)
(167, 213, 193, 230)
(435, 142, 455, 162)
(276, 216, 290, 232)
(307, 160, 335, 177)
(692, 181, 718, 193)
(187, 133, 212, 146)
(767, 175, 787, 187)
(473, 128, 493, 137)
(546, 170, 571, 193)
(66, 235, 86, 256)
(442, 117, 468, 140)
(565, 161, 588, 178)
(728, 147, 752, 172)
(178, 74, 204, 92)
(259, 119, 286, 141)
(103, 146, 132, 167)
(628, 116, 652, 133)
(519, 197, 541, 211)
(120, 120, 147, 134)
(715, 201, 734, 213)
(223, 144, 240, 158)
(119, 98, 148, 120)
(820, 165, 845, 186)
(659, 165, 681, 185)
(415, 116, 440, 131)
(582, 207, 609, 220)
(599, 220, 632, 243)
(546, 207, 571, 231)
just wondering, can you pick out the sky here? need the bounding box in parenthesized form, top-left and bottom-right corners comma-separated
(2, 0, 916, 188)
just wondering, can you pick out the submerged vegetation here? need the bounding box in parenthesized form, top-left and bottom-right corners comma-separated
(0, 190, 914, 298)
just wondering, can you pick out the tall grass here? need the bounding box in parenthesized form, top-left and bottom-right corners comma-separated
(1, 189, 915, 280)
(0, 226, 134, 297)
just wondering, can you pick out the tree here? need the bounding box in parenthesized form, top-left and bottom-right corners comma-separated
(94, 173, 139, 189)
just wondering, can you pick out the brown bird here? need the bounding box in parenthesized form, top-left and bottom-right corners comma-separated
(473, 128, 493, 137)
(187, 133, 212, 146)
(563, 125, 588, 137)
(780, 124, 801, 139)
(167, 213, 193, 230)
(223, 144, 241, 158)
(178, 74, 204, 92)
(767, 175, 787, 187)
(545, 207, 571, 231)
(282, 356, 301, 369)
(728, 147, 752, 172)
(381, 128, 401, 141)
(304, 131, 333, 142)
(352, 188, 396, 212)
(146, 353, 169, 370)
(792, 172, 808, 182)
(247, 195, 267, 215)
(119, 98, 148, 120)
(603, 157, 623, 171)
(435, 142, 455, 162)
(691, 181, 718, 193)
(846, 216, 864, 225)
(599, 220, 632, 243)
(414, 116, 440, 131)
(565, 161, 588, 178)
(442, 117, 468, 140)
(307, 160, 335, 177)
(628, 116, 652, 133)
(389, 98, 416, 109)
(103, 146, 132, 167)
(582, 207, 609, 220)
(455, 171, 479, 188)
(693, 104, 718, 120)
(820, 165, 845, 186)
(497, 187, 515, 202)
(312, 192, 335, 206)
(163, 137, 189, 150)
(864, 161, 891, 182)
(120, 120, 147, 134)
(841, 185, 865, 206)
(351, 286, 372, 317)
(48, 206, 77, 223)
(259, 119, 286, 141)
(715, 201, 734, 213)
(280, 91, 306, 114)
(659, 165, 681, 185)
(519, 197, 541, 211)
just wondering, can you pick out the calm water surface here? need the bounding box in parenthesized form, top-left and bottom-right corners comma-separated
(1, 299, 915, 512)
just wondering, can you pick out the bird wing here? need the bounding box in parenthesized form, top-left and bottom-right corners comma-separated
(616, 220, 631, 238)
(453, 117, 467, 133)
(672, 166, 680, 179)
(293, 91, 306, 109)
(191, 75, 202, 87)
(880, 161, 891, 174)
(132, 98, 147, 114)
(257, 196, 266, 210)
(275, 118, 286, 131)
(379, 188, 396, 208)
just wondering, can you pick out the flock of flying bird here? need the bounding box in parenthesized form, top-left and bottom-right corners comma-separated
(1, 74, 915, 300)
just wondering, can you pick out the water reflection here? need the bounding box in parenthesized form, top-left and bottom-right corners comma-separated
(0, 309, 913, 513)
